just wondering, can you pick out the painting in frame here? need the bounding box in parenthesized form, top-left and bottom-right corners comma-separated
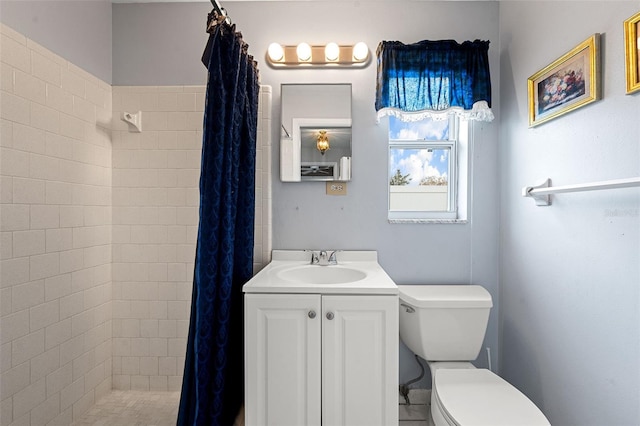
(624, 11, 640, 94)
(528, 34, 600, 127)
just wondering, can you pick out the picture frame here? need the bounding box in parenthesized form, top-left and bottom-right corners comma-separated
(624, 11, 640, 94)
(527, 34, 600, 127)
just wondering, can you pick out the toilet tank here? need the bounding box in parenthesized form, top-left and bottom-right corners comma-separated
(398, 285, 492, 361)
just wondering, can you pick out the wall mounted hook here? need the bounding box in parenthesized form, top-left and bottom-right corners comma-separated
(122, 111, 142, 132)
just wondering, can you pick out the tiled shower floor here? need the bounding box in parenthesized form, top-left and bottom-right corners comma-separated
(70, 389, 430, 425)
(70, 391, 180, 426)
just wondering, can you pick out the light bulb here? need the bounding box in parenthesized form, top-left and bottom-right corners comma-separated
(325, 42, 340, 62)
(353, 42, 369, 61)
(268, 43, 284, 62)
(296, 43, 312, 62)
(316, 130, 330, 155)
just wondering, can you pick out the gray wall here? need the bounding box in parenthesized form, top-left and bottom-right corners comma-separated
(109, 0, 501, 387)
(0, 0, 113, 83)
(499, 2, 640, 425)
(112, 2, 209, 86)
(231, 0, 501, 383)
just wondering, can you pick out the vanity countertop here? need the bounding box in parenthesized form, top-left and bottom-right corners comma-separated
(243, 250, 398, 295)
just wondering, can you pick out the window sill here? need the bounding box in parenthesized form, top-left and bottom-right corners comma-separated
(388, 218, 468, 224)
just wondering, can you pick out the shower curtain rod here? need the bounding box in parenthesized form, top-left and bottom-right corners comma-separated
(209, 0, 231, 25)
(202, 0, 233, 66)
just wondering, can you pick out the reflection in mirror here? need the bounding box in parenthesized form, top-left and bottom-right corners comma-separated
(295, 118, 352, 181)
(280, 84, 352, 182)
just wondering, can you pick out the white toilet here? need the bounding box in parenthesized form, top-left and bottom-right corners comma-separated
(398, 285, 551, 426)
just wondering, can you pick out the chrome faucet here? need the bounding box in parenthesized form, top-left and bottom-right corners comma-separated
(308, 250, 341, 266)
(306, 250, 320, 265)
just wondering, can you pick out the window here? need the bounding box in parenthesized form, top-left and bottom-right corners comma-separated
(388, 115, 469, 223)
(375, 39, 492, 223)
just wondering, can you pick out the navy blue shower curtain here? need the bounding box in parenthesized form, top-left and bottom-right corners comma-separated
(177, 22, 259, 426)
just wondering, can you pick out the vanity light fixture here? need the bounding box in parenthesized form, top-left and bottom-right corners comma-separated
(296, 42, 312, 62)
(316, 130, 330, 155)
(353, 41, 369, 61)
(267, 42, 284, 62)
(266, 42, 370, 68)
(325, 42, 340, 62)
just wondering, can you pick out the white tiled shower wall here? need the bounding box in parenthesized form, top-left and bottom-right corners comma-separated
(110, 83, 271, 392)
(110, 85, 203, 392)
(1, 23, 272, 423)
(1, 24, 113, 425)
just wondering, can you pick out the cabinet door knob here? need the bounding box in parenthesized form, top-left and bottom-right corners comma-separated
(326, 312, 334, 320)
(308, 310, 316, 319)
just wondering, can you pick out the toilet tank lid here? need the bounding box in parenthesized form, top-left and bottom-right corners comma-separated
(398, 285, 493, 308)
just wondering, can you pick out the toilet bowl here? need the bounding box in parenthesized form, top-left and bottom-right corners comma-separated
(398, 285, 550, 426)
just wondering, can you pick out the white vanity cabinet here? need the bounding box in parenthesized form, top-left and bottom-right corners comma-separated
(245, 294, 321, 426)
(245, 293, 398, 426)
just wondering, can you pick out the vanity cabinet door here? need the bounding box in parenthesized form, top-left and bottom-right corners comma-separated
(245, 294, 322, 426)
(321, 295, 399, 426)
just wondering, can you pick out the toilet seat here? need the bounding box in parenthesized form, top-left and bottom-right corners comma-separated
(433, 369, 550, 426)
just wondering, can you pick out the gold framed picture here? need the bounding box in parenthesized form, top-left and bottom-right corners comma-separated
(527, 34, 600, 127)
(624, 11, 640, 94)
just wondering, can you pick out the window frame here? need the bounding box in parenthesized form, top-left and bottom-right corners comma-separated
(387, 115, 469, 224)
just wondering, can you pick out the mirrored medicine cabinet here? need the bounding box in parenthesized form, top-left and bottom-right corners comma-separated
(280, 84, 352, 182)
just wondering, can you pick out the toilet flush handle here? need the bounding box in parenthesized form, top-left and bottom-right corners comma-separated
(400, 303, 415, 314)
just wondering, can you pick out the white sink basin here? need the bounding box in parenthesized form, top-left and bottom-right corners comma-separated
(277, 265, 367, 284)
(243, 250, 398, 294)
